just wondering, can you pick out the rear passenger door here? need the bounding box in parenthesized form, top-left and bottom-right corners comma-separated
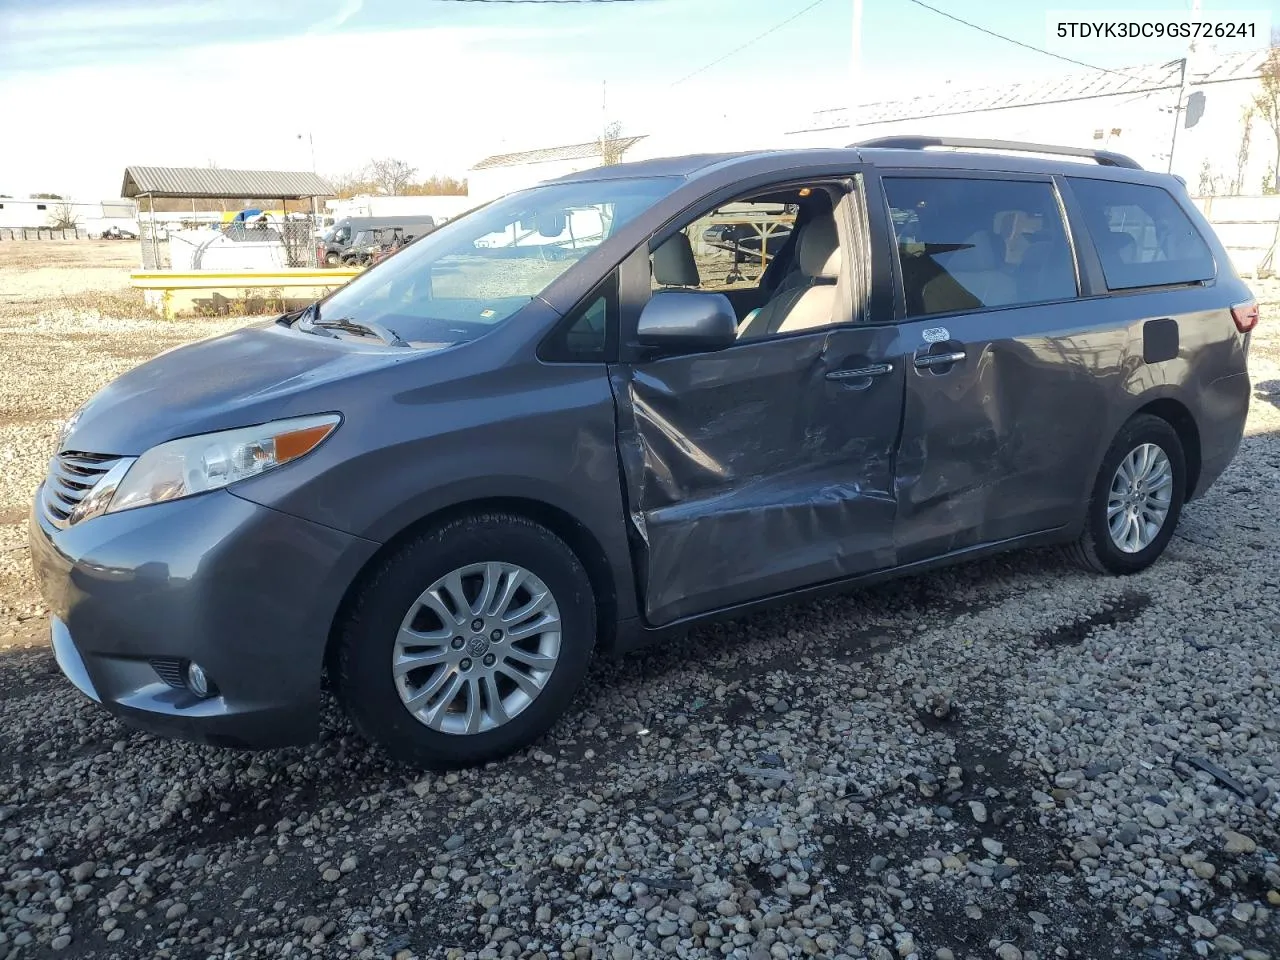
(879, 171, 1116, 563)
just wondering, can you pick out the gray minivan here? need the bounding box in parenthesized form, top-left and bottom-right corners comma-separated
(30, 137, 1254, 769)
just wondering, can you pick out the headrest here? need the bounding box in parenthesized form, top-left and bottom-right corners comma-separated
(946, 230, 1003, 272)
(652, 232, 700, 286)
(798, 214, 841, 279)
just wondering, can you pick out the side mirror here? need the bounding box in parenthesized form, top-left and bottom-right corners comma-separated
(636, 290, 737, 353)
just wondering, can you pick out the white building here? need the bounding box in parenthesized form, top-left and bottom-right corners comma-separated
(0, 197, 136, 232)
(467, 136, 649, 203)
(326, 194, 477, 223)
(784, 49, 1270, 193)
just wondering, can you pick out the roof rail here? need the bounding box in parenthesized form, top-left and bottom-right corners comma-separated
(851, 135, 1143, 170)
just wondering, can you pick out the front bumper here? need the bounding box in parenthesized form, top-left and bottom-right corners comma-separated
(29, 488, 379, 749)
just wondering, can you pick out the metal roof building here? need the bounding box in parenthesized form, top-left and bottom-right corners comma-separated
(467, 137, 649, 204)
(782, 49, 1269, 185)
(471, 137, 647, 171)
(120, 166, 335, 270)
(788, 49, 1266, 135)
(121, 166, 334, 200)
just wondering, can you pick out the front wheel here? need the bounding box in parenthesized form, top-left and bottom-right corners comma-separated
(324, 251, 340, 266)
(333, 513, 596, 769)
(1067, 414, 1186, 575)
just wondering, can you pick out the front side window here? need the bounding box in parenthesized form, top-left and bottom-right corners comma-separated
(652, 199, 797, 293)
(313, 177, 677, 347)
(884, 177, 1077, 318)
(648, 183, 850, 341)
(1068, 177, 1215, 289)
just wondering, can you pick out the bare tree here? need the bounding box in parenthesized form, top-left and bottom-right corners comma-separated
(48, 199, 79, 230)
(329, 168, 375, 199)
(1198, 160, 1217, 196)
(368, 158, 418, 196)
(1232, 107, 1254, 195)
(598, 120, 627, 166)
(403, 174, 469, 196)
(1253, 47, 1280, 191)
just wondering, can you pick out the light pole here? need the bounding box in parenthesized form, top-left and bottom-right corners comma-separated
(297, 132, 316, 172)
(297, 132, 319, 246)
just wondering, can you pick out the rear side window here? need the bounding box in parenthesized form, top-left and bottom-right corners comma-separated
(883, 177, 1077, 318)
(1068, 177, 1215, 290)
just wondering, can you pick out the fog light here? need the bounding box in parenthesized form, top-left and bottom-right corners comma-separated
(186, 661, 211, 698)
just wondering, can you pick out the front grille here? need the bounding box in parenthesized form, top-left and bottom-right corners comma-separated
(41, 451, 123, 528)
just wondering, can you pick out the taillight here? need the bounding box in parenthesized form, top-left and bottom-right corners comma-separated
(1231, 300, 1259, 333)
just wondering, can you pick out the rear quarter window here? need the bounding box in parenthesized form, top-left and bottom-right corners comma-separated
(1068, 177, 1215, 290)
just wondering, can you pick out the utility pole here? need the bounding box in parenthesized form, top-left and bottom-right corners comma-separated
(850, 0, 863, 136)
(1167, 0, 1201, 173)
(601, 80, 608, 157)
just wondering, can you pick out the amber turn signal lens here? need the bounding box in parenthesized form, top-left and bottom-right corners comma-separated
(275, 423, 337, 462)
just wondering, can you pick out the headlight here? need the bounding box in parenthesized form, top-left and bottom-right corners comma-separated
(103, 414, 340, 516)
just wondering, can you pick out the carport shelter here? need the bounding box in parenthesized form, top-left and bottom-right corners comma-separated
(121, 165, 335, 268)
(120, 166, 350, 318)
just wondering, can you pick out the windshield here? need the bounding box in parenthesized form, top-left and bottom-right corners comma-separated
(311, 176, 679, 346)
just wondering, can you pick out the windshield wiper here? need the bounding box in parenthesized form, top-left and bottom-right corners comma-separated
(311, 317, 409, 347)
(296, 302, 408, 347)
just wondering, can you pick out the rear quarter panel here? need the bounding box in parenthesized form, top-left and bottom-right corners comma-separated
(1058, 173, 1251, 505)
(1083, 284, 1250, 503)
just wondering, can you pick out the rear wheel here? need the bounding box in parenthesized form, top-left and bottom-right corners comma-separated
(1067, 414, 1185, 575)
(333, 513, 596, 769)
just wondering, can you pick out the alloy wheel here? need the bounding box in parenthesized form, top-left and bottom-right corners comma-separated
(1106, 442, 1174, 554)
(392, 562, 561, 735)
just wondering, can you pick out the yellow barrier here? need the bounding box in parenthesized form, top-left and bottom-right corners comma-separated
(130, 268, 361, 319)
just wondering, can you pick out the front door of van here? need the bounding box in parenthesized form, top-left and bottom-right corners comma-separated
(610, 178, 905, 627)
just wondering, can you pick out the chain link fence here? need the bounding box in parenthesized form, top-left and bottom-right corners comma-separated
(137, 215, 321, 270)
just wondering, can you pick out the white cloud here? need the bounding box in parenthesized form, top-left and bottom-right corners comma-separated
(0, 23, 601, 199)
(309, 0, 363, 34)
(4, 0, 275, 33)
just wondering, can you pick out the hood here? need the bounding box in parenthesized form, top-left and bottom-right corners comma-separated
(62, 321, 422, 455)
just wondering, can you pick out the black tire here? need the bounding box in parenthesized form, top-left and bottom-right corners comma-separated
(324, 251, 340, 266)
(333, 512, 596, 769)
(1066, 414, 1186, 575)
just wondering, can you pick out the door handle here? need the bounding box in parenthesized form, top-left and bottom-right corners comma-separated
(827, 362, 894, 381)
(913, 350, 966, 369)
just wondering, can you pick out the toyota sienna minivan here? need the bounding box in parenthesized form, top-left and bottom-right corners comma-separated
(31, 137, 1254, 769)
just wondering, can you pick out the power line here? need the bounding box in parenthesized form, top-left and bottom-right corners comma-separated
(904, 0, 1147, 81)
(424, 0, 655, 3)
(670, 0, 831, 86)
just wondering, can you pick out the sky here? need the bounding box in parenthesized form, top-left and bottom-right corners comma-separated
(0, 0, 1275, 199)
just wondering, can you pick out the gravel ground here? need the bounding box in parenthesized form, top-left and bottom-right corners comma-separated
(0, 246, 1277, 960)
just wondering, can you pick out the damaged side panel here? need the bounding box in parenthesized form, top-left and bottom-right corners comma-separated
(893, 299, 1124, 563)
(609, 326, 904, 627)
